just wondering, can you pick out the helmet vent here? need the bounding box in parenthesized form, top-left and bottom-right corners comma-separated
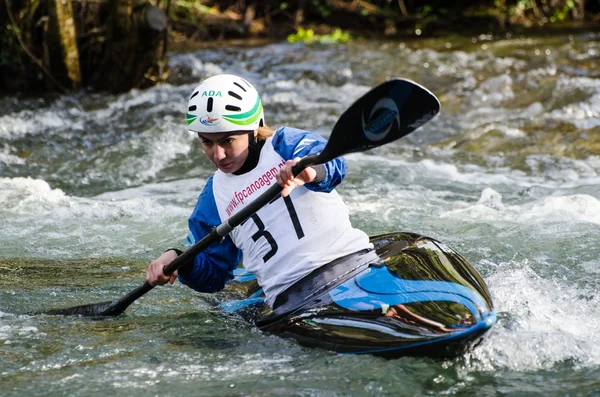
(228, 91, 242, 100)
(225, 105, 241, 111)
(190, 91, 199, 100)
(207, 97, 213, 112)
(188, 105, 197, 111)
(233, 82, 247, 92)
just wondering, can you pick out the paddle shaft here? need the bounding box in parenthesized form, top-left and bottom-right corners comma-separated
(104, 155, 321, 315)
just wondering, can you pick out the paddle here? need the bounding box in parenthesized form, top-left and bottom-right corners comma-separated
(43, 78, 440, 317)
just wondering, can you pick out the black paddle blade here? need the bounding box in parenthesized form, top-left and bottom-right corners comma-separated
(42, 281, 153, 317)
(42, 300, 117, 316)
(322, 78, 440, 160)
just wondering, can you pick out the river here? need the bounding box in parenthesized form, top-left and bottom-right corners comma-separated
(1, 32, 600, 396)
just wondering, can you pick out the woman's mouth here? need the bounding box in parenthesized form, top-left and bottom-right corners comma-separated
(218, 161, 234, 170)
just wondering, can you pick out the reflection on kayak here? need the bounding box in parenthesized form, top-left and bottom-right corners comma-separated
(221, 232, 496, 358)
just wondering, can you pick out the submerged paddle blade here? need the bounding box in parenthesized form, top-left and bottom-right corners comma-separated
(323, 78, 440, 160)
(43, 300, 116, 316)
(42, 281, 153, 317)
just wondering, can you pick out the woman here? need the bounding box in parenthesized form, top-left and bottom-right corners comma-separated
(146, 74, 374, 309)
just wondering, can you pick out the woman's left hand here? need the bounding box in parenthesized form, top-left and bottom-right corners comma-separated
(276, 158, 316, 197)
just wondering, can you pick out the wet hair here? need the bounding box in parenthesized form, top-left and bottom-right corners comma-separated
(256, 126, 275, 141)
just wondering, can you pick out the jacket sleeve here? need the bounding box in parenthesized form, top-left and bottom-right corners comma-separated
(177, 177, 242, 292)
(271, 126, 347, 193)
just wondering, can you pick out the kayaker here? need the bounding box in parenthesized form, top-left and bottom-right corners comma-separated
(146, 73, 375, 309)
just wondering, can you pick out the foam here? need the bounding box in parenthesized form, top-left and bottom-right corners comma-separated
(442, 188, 600, 225)
(467, 261, 600, 370)
(0, 177, 69, 214)
(0, 177, 192, 259)
(551, 92, 600, 129)
(0, 146, 25, 166)
(0, 109, 75, 139)
(348, 153, 534, 187)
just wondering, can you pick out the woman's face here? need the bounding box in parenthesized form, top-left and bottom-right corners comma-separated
(197, 130, 254, 174)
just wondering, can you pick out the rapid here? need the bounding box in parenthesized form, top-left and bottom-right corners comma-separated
(1, 33, 600, 396)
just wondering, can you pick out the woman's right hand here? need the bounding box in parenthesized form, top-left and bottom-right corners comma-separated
(146, 250, 179, 286)
(276, 158, 317, 198)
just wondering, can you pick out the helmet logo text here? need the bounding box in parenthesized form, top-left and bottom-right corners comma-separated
(202, 90, 222, 97)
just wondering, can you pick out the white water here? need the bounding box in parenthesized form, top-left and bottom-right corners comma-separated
(2, 37, 600, 395)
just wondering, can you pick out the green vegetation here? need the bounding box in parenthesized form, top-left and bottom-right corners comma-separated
(287, 27, 351, 45)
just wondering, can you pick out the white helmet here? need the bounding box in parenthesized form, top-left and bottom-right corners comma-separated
(186, 74, 264, 133)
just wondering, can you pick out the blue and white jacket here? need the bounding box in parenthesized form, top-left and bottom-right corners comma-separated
(178, 126, 372, 307)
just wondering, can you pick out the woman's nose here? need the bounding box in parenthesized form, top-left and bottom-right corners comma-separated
(213, 145, 226, 161)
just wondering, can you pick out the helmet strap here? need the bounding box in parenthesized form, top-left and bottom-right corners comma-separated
(234, 132, 264, 175)
(248, 131, 258, 147)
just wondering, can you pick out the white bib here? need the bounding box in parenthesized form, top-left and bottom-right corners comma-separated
(212, 137, 371, 307)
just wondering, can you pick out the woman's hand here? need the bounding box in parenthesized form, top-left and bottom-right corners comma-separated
(146, 250, 179, 286)
(276, 158, 317, 197)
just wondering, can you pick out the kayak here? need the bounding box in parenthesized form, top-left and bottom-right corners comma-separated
(221, 232, 496, 358)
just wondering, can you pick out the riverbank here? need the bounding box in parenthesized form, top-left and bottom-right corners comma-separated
(2, 0, 599, 96)
(167, 1, 600, 45)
